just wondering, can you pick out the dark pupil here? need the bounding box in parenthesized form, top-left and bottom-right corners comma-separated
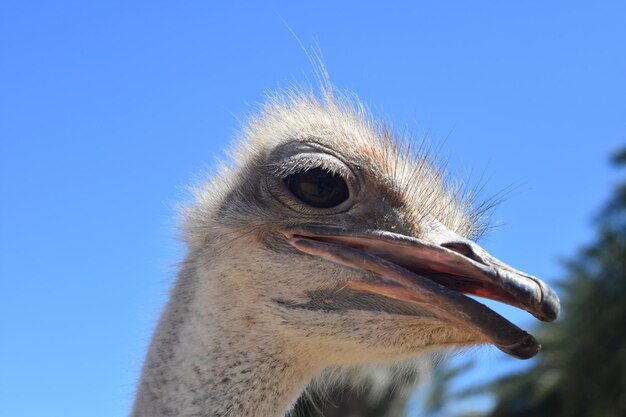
(284, 168, 349, 209)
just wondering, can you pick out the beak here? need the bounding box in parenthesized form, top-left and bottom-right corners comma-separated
(282, 224, 560, 359)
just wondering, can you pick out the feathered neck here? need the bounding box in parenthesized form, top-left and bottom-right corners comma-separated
(132, 254, 317, 417)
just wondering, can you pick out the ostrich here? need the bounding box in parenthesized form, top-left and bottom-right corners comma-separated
(132, 88, 559, 417)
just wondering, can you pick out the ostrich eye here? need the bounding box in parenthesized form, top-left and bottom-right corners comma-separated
(284, 168, 349, 209)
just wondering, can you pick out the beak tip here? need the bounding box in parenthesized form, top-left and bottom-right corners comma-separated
(498, 333, 541, 359)
(536, 285, 561, 322)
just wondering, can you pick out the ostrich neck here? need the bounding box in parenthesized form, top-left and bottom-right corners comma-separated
(132, 255, 315, 417)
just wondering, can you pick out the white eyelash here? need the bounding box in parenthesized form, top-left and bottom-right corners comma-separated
(270, 155, 351, 179)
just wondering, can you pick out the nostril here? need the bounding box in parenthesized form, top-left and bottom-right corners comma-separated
(441, 241, 472, 256)
(441, 242, 486, 265)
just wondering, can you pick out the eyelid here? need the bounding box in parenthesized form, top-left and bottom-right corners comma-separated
(270, 154, 353, 180)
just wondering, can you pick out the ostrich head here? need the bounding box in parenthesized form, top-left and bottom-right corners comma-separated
(183, 91, 559, 366)
(133, 88, 561, 417)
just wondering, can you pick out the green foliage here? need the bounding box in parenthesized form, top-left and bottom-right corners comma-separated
(486, 147, 626, 416)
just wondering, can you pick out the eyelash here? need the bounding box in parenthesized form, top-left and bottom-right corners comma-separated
(271, 158, 350, 180)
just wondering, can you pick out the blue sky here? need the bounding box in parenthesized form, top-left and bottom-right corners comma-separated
(1, 2, 624, 416)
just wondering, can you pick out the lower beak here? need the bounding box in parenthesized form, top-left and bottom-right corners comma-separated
(282, 224, 560, 359)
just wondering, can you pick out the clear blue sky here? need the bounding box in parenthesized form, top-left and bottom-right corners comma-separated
(1, 2, 624, 416)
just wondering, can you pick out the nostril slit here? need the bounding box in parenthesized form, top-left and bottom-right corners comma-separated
(441, 242, 485, 265)
(442, 242, 472, 256)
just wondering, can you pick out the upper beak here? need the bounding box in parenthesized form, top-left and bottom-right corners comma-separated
(282, 224, 560, 359)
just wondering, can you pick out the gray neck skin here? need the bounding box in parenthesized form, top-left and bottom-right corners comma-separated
(132, 256, 315, 417)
